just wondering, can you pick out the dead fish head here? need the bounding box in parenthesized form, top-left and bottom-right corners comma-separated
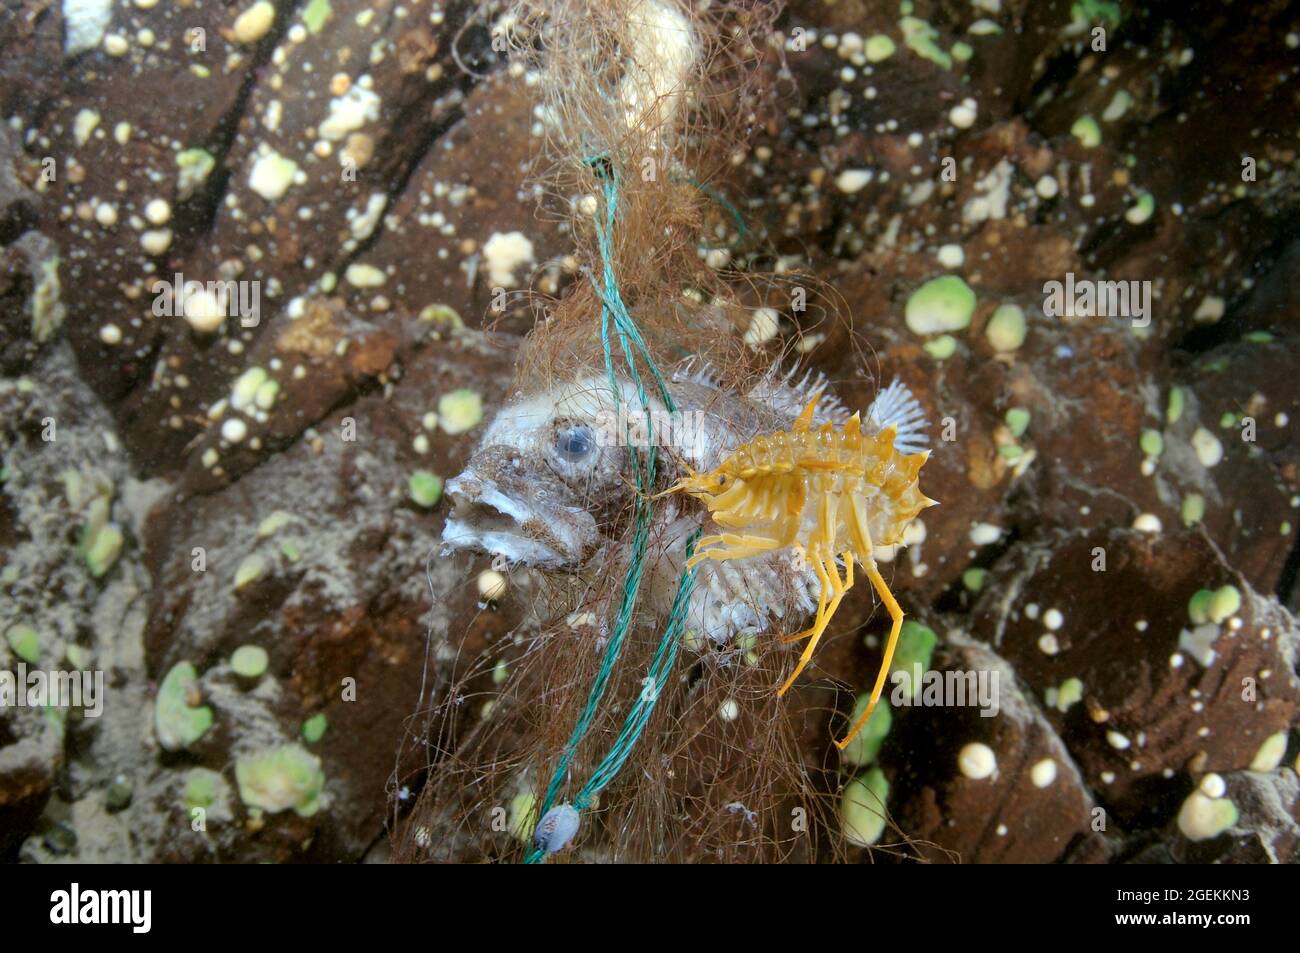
(441, 379, 648, 570)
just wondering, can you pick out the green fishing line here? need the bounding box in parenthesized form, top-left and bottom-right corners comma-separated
(525, 158, 698, 864)
(678, 174, 747, 251)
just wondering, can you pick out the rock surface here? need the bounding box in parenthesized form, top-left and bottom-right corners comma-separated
(1, 0, 1297, 862)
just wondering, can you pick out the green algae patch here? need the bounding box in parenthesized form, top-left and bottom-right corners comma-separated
(5, 624, 40, 664)
(183, 768, 222, 813)
(840, 696, 892, 768)
(900, 17, 952, 70)
(302, 712, 328, 744)
(235, 745, 325, 817)
(923, 334, 958, 360)
(842, 768, 889, 847)
(408, 470, 444, 508)
(905, 276, 975, 334)
(1071, 115, 1102, 148)
(302, 0, 332, 34)
(230, 645, 269, 679)
(1005, 407, 1031, 438)
(986, 304, 1027, 352)
(438, 389, 484, 434)
(889, 621, 939, 701)
(1071, 0, 1122, 30)
(155, 662, 214, 752)
(865, 34, 896, 62)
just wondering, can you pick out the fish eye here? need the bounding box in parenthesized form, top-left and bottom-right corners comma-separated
(555, 423, 596, 462)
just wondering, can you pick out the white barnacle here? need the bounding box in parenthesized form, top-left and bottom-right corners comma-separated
(835, 169, 873, 194)
(248, 150, 299, 202)
(1030, 759, 1057, 788)
(1191, 427, 1223, 468)
(477, 569, 507, 601)
(948, 98, 978, 130)
(1177, 791, 1237, 842)
(743, 308, 780, 348)
(221, 418, 248, 444)
(958, 742, 996, 780)
(319, 83, 381, 142)
(482, 231, 535, 289)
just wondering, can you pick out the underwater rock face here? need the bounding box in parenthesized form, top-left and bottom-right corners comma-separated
(969, 529, 1300, 839)
(0, 0, 1297, 864)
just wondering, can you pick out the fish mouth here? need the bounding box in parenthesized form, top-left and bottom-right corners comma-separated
(441, 473, 595, 570)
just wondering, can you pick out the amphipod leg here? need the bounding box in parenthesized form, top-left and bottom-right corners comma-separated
(839, 550, 855, 598)
(712, 511, 758, 528)
(781, 485, 842, 642)
(834, 557, 904, 750)
(686, 532, 783, 570)
(781, 551, 855, 643)
(778, 492, 854, 692)
(781, 489, 834, 645)
(692, 534, 725, 554)
(777, 552, 856, 690)
(777, 550, 836, 695)
(780, 547, 830, 643)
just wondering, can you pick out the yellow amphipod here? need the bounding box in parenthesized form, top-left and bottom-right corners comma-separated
(667, 386, 937, 748)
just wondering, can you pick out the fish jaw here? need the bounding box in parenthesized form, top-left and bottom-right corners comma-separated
(441, 469, 599, 570)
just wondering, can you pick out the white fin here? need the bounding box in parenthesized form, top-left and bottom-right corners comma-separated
(867, 378, 929, 454)
(748, 363, 849, 426)
(671, 356, 724, 390)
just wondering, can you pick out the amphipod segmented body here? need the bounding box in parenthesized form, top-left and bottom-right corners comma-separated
(667, 380, 937, 749)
